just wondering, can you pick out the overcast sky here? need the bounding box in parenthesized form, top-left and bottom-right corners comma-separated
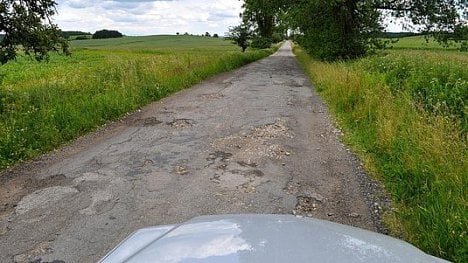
(54, 0, 405, 36)
(54, 0, 244, 36)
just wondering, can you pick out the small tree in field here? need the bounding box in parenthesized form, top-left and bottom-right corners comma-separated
(0, 0, 69, 64)
(227, 24, 252, 52)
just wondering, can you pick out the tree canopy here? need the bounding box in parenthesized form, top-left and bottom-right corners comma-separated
(61, 31, 92, 39)
(92, 30, 123, 39)
(0, 0, 69, 64)
(227, 24, 252, 52)
(241, 0, 468, 60)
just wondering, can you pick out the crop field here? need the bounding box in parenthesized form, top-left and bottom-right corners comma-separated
(295, 40, 467, 262)
(71, 35, 235, 51)
(0, 35, 273, 170)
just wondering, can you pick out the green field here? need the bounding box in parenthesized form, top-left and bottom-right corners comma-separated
(388, 35, 461, 51)
(71, 35, 234, 51)
(295, 41, 467, 262)
(0, 35, 273, 170)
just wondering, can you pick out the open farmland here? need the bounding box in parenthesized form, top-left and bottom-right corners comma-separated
(388, 35, 461, 51)
(0, 35, 273, 170)
(295, 39, 467, 262)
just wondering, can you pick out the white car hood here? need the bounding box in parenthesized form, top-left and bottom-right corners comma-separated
(100, 214, 449, 263)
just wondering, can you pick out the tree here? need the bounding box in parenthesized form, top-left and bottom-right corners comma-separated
(0, 0, 69, 64)
(61, 31, 92, 39)
(74, 36, 90, 40)
(213, 33, 219, 38)
(227, 23, 252, 52)
(242, 0, 468, 60)
(205, 32, 211, 37)
(242, 0, 287, 48)
(92, 30, 123, 39)
(453, 24, 468, 51)
(288, 0, 383, 60)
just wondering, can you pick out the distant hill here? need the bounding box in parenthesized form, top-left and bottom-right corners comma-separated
(2, 32, 92, 41)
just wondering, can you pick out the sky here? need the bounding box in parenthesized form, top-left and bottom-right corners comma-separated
(54, 0, 244, 36)
(54, 0, 405, 36)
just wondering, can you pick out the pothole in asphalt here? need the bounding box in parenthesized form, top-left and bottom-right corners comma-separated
(248, 170, 264, 177)
(0, 174, 70, 217)
(143, 117, 163, 126)
(251, 119, 291, 139)
(284, 180, 301, 195)
(237, 182, 257, 193)
(291, 80, 303, 87)
(293, 194, 324, 216)
(167, 119, 195, 128)
(199, 93, 225, 100)
(16, 186, 79, 215)
(207, 151, 233, 162)
(128, 117, 163, 127)
(237, 161, 257, 168)
(210, 119, 294, 163)
(173, 165, 189, 176)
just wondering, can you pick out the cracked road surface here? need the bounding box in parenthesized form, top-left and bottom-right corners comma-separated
(0, 42, 384, 262)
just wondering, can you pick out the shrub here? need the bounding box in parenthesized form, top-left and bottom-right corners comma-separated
(251, 37, 272, 49)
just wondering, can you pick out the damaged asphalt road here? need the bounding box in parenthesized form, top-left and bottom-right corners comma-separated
(0, 41, 387, 262)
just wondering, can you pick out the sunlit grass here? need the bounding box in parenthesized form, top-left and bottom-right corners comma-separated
(294, 46, 467, 262)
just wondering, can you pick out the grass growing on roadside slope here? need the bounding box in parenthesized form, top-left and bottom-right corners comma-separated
(294, 47, 467, 262)
(0, 36, 273, 170)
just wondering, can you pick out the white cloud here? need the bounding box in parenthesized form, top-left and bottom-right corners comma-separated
(54, 0, 243, 36)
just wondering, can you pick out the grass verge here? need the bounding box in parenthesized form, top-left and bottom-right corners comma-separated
(0, 36, 274, 170)
(294, 46, 467, 262)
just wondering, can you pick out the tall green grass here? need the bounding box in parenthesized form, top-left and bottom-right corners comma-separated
(0, 36, 273, 170)
(294, 47, 467, 262)
(360, 50, 467, 133)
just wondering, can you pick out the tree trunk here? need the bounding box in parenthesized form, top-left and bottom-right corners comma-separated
(343, 0, 358, 44)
